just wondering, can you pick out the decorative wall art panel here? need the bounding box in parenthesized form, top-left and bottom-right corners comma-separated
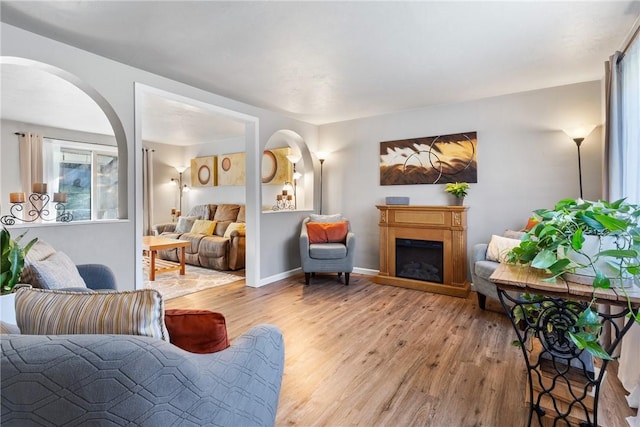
(379, 132, 477, 185)
(190, 156, 217, 187)
(218, 152, 246, 186)
(262, 147, 292, 185)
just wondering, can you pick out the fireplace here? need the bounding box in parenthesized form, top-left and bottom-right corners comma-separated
(396, 238, 443, 283)
(374, 205, 469, 298)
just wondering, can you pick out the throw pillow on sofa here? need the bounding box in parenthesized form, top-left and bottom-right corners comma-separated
(223, 222, 246, 238)
(19, 240, 58, 284)
(29, 251, 88, 290)
(164, 309, 230, 353)
(486, 234, 521, 263)
(307, 221, 349, 243)
(191, 219, 217, 235)
(175, 216, 199, 233)
(15, 287, 169, 341)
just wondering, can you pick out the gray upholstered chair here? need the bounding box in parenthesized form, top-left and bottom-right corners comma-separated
(470, 242, 499, 309)
(299, 216, 355, 285)
(470, 231, 525, 309)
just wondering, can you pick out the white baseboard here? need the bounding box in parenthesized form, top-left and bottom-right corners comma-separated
(255, 267, 302, 287)
(255, 266, 378, 287)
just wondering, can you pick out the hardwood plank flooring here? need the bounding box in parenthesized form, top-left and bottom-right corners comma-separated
(166, 274, 635, 427)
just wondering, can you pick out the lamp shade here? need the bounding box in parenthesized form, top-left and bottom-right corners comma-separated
(175, 166, 187, 174)
(316, 151, 329, 161)
(563, 125, 597, 140)
(286, 154, 301, 164)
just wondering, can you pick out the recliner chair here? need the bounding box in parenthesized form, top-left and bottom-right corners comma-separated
(299, 216, 355, 285)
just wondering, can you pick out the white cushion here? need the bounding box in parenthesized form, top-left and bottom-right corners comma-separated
(29, 251, 87, 290)
(486, 234, 521, 263)
(309, 213, 343, 223)
(20, 240, 58, 284)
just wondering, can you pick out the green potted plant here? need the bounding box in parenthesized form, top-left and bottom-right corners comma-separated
(507, 198, 640, 359)
(1, 226, 37, 295)
(444, 182, 470, 205)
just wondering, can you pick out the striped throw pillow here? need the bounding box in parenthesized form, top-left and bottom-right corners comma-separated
(15, 288, 169, 341)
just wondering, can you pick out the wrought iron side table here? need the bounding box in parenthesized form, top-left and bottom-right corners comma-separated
(490, 264, 640, 427)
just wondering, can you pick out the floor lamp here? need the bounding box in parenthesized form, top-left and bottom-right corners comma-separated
(316, 152, 329, 214)
(171, 166, 189, 215)
(563, 125, 596, 200)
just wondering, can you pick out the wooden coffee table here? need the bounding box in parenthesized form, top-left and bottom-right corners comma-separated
(142, 236, 190, 281)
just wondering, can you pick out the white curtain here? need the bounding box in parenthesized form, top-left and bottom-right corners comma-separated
(18, 132, 43, 194)
(606, 34, 640, 427)
(142, 148, 155, 236)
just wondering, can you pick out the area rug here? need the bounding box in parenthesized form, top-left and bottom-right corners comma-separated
(143, 264, 244, 300)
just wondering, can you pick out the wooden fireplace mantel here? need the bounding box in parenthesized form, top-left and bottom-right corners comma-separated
(373, 205, 470, 298)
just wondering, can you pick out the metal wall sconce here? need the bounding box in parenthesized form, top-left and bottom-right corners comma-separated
(562, 125, 596, 199)
(286, 154, 302, 209)
(171, 166, 189, 213)
(1, 183, 72, 225)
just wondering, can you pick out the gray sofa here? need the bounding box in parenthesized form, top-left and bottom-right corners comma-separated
(470, 242, 500, 309)
(470, 230, 525, 309)
(1, 324, 285, 426)
(154, 204, 245, 271)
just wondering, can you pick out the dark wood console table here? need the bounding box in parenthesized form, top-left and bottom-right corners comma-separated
(490, 263, 640, 427)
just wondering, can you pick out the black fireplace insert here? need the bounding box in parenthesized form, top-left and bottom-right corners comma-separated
(395, 238, 444, 283)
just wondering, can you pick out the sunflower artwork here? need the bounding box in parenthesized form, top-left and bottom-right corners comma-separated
(380, 132, 477, 185)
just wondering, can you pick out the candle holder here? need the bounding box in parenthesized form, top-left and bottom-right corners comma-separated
(272, 191, 295, 211)
(1, 192, 73, 225)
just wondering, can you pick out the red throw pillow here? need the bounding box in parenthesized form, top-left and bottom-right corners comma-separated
(307, 221, 349, 244)
(525, 216, 540, 231)
(164, 309, 230, 354)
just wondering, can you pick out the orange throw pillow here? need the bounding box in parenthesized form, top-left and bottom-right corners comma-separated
(525, 216, 540, 231)
(307, 221, 349, 243)
(164, 309, 230, 354)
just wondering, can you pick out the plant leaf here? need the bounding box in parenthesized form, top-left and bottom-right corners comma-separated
(548, 258, 571, 276)
(593, 269, 611, 289)
(531, 249, 557, 270)
(597, 249, 637, 258)
(583, 341, 612, 360)
(594, 214, 628, 232)
(577, 213, 605, 231)
(571, 228, 584, 251)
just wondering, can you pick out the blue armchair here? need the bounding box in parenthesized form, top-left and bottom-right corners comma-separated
(299, 216, 356, 286)
(21, 241, 117, 291)
(75, 264, 117, 290)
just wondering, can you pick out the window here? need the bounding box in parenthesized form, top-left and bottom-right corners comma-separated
(43, 138, 118, 221)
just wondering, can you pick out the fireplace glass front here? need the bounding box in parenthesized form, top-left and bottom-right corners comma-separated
(395, 238, 444, 284)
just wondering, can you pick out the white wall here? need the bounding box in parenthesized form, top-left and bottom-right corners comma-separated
(2, 22, 318, 289)
(3, 22, 603, 287)
(318, 81, 603, 275)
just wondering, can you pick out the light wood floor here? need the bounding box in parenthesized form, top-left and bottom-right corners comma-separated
(166, 274, 635, 427)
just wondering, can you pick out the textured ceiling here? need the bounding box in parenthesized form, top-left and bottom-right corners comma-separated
(1, 1, 639, 141)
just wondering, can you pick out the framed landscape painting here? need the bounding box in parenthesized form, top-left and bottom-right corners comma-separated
(380, 132, 477, 185)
